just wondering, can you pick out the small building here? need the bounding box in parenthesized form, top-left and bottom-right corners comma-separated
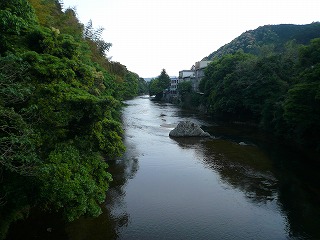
(161, 77, 179, 102)
(179, 70, 195, 89)
(169, 77, 179, 94)
(194, 61, 211, 91)
(179, 70, 195, 81)
(177, 61, 211, 93)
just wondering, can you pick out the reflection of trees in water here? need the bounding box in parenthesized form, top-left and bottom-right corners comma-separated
(277, 179, 320, 240)
(173, 137, 278, 204)
(205, 141, 278, 204)
(205, 140, 320, 239)
(174, 137, 320, 239)
(269, 146, 320, 240)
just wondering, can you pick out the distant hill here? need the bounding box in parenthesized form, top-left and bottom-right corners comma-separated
(205, 22, 320, 60)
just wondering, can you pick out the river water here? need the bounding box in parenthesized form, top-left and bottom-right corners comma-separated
(6, 96, 320, 240)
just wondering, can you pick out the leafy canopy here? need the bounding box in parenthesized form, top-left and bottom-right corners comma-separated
(0, 0, 144, 236)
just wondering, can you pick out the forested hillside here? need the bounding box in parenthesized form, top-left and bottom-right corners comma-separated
(0, 0, 146, 238)
(206, 23, 320, 60)
(199, 35, 320, 155)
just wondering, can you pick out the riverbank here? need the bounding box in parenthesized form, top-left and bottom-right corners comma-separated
(158, 92, 320, 163)
(5, 97, 320, 239)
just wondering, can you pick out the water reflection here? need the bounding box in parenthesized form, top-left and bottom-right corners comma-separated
(172, 137, 278, 205)
(120, 99, 320, 240)
(5, 98, 320, 240)
(269, 145, 320, 239)
(172, 134, 320, 239)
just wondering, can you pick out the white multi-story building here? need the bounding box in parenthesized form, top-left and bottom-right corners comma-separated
(169, 77, 179, 94)
(177, 61, 211, 92)
(166, 60, 212, 97)
(179, 70, 195, 80)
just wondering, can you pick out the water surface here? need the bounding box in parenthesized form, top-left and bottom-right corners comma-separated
(7, 96, 320, 240)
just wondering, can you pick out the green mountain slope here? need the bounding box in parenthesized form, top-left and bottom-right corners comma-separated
(206, 22, 320, 60)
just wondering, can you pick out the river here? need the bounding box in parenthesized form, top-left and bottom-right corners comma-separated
(6, 96, 320, 239)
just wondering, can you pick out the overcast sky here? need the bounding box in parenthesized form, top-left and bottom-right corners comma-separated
(62, 0, 319, 78)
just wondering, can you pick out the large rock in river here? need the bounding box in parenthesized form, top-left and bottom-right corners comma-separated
(169, 121, 210, 138)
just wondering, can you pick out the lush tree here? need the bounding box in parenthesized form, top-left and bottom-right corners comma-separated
(138, 78, 148, 95)
(84, 20, 112, 57)
(177, 81, 192, 96)
(121, 71, 139, 99)
(299, 38, 320, 70)
(38, 144, 112, 221)
(198, 39, 320, 152)
(283, 83, 320, 149)
(148, 78, 161, 96)
(0, 0, 37, 53)
(27, 0, 62, 26)
(200, 51, 254, 119)
(282, 38, 320, 150)
(177, 81, 202, 108)
(157, 69, 171, 89)
(148, 69, 170, 97)
(28, 0, 83, 38)
(0, 53, 39, 240)
(0, 0, 142, 237)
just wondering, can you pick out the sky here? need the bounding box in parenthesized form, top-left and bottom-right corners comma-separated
(61, 0, 320, 78)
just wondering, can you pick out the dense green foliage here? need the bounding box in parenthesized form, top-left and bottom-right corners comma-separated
(199, 39, 320, 153)
(148, 69, 171, 98)
(176, 81, 202, 108)
(177, 81, 192, 95)
(206, 23, 320, 60)
(138, 77, 149, 95)
(118, 71, 145, 99)
(0, 0, 145, 237)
